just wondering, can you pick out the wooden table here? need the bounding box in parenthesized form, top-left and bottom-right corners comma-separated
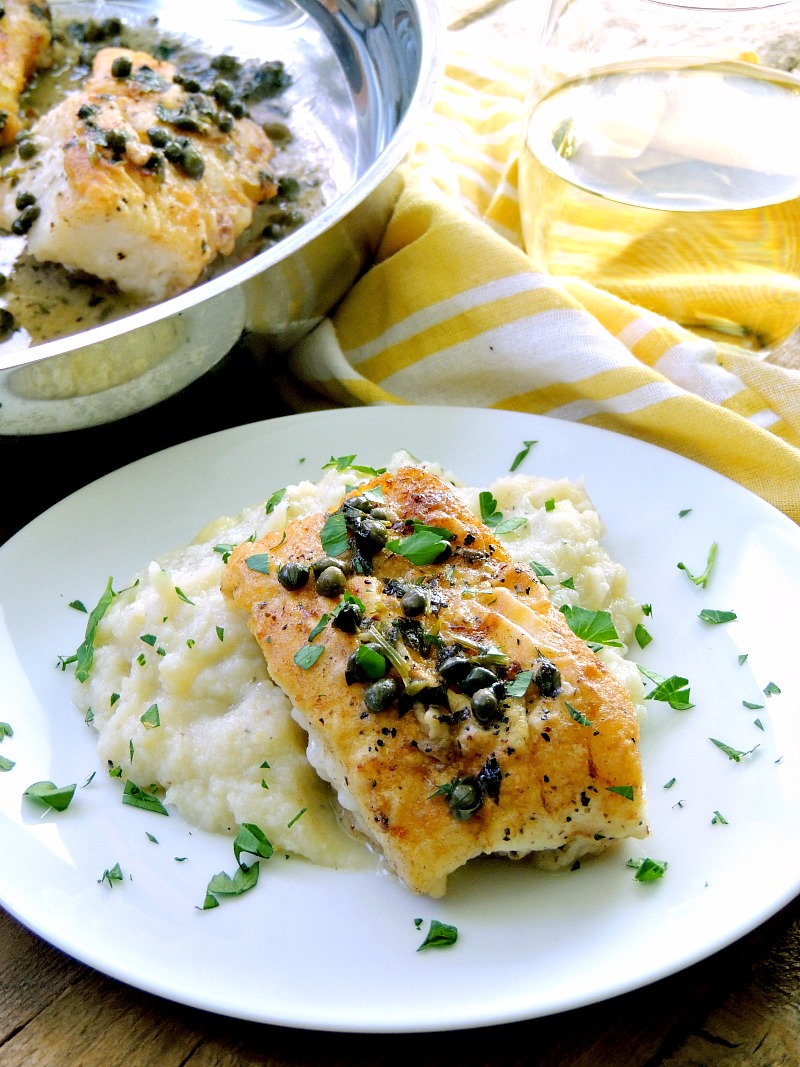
(2, 2, 799, 1064)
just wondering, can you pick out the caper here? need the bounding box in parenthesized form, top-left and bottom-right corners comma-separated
(332, 601, 362, 633)
(101, 17, 122, 36)
(163, 139, 185, 164)
(82, 19, 104, 42)
(370, 506, 400, 524)
(105, 129, 128, 154)
(277, 561, 309, 591)
(11, 205, 40, 235)
(14, 190, 35, 210)
(345, 494, 374, 514)
(353, 517, 388, 555)
(535, 659, 562, 697)
(216, 110, 234, 133)
(461, 665, 498, 695)
(448, 777, 484, 820)
(471, 687, 501, 726)
(212, 79, 235, 106)
(110, 55, 132, 79)
(77, 103, 96, 122)
(228, 99, 247, 119)
(312, 556, 350, 578)
(438, 653, 470, 685)
(401, 588, 426, 617)
(364, 677, 398, 713)
(315, 565, 346, 598)
(0, 272, 6, 290)
(17, 138, 38, 160)
(147, 126, 170, 148)
(179, 145, 205, 179)
(0, 307, 16, 339)
(173, 73, 202, 93)
(278, 175, 301, 199)
(211, 54, 240, 76)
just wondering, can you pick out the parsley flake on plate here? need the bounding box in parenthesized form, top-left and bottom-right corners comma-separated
(23, 780, 76, 811)
(627, 857, 667, 882)
(709, 738, 759, 762)
(417, 918, 458, 951)
(677, 541, 718, 587)
(122, 780, 168, 815)
(510, 439, 536, 471)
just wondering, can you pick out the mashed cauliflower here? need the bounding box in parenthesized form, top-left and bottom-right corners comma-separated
(73, 453, 644, 867)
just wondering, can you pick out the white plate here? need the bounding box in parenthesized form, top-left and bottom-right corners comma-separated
(1, 406, 798, 1033)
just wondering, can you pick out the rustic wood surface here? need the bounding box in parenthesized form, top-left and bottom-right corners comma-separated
(2, 2, 799, 1065)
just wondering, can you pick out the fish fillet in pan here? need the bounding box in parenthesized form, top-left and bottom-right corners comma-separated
(222, 465, 648, 897)
(0, 46, 277, 300)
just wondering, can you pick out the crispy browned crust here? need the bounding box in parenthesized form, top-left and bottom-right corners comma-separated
(0, 0, 52, 146)
(222, 466, 648, 896)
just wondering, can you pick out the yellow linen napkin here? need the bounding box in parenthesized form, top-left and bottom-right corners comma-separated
(285, 46, 800, 525)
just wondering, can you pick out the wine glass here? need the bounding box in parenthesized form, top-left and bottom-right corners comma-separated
(519, 0, 800, 350)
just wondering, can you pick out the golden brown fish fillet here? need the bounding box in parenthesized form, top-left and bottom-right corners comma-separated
(0, 0, 52, 147)
(0, 46, 277, 300)
(222, 466, 648, 897)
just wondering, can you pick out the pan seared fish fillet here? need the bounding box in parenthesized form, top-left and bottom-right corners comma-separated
(0, 0, 52, 148)
(0, 46, 277, 300)
(222, 466, 648, 897)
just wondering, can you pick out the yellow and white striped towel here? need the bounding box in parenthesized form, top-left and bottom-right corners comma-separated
(285, 45, 800, 524)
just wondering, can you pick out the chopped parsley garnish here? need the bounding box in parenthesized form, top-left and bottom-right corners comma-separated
(98, 863, 124, 887)
(560, 605, 622, 647)
(203, 863, 259, 903)
(69, 576, 116, 682)
(544, 498, 555, 512)
(234, 823, 273, 866)
(174, 586, 194, 605)
(529, 561, 554, 578)
(510, 440, 536, 471)
(663, 777, 676, 789)
(140, 704, 160, 729)
(322, 455, 386, 476)
(678, 508, 692, 518)
(764, 681, 781, 696)
(677, 541, 718, 587)
(0, 755, 15, 771)
(607, 785, 634, 800)
(387, 523, 454, 565)
(634, 622, 653, 649)
(711, 810, 729, 825)
(0, 721, 12, 740)
(294, 643, 325, 669)
(265, 487, 287, 514)
(122, 780, 168, 815)
(698, 608, 737, 624)
(478, 491, 527, 534)
(320, 510, 349, 557)
(287, 807, 307, 828)
(506, 668, 533, 698)
(417, 918, 458, 951)
(23, 780, 76, 811)
(742, 700, 764, 710)
(69, 599, 88, 612)
(709, 737, 759, 762)
(638, 666, 694, 710)
(213, 543, 235, 563)
(627, 857, 667, 881)
(566, 702, 592, 726)
(308, 614, 330, 641)
(245, 553, 270, 574)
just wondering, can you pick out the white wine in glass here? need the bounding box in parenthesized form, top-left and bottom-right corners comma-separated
(519, 0, 800, 349)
